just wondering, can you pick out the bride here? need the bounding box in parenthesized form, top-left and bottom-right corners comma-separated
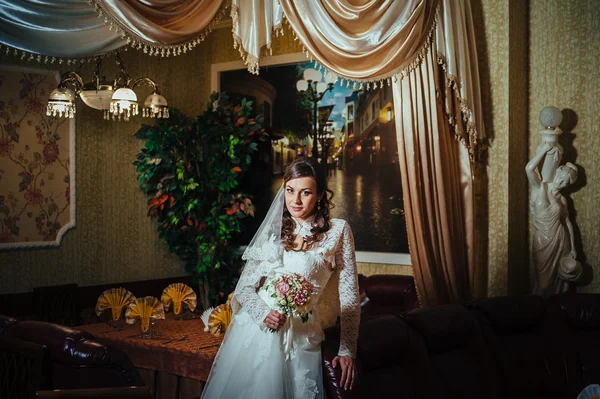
(201, 157, 360, 398)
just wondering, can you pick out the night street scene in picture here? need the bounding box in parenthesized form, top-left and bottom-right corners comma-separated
(221, 61, 408, 254)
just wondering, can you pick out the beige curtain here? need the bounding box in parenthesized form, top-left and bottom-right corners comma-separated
(232, 0, 485, 305)
(92, 0, 227, 55)
(393, 41, 472, 305)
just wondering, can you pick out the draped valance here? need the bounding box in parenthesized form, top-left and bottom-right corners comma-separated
(231, 0, 485, 160)
(0, 0, 227, 62)
(0, 0, 126, 60)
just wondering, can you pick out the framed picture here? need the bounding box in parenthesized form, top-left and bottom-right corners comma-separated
(0, 65, 76, 250)
(212, 54, 409, 264)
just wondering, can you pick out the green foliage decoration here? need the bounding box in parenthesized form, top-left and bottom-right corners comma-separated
(133, 92, 266, 309)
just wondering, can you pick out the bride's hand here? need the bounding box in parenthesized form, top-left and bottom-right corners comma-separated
(332, 355, 356, 391)
(264, 310, 286, 330)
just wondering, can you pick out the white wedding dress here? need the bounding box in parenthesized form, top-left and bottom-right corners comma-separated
(200, 218, 360, 399)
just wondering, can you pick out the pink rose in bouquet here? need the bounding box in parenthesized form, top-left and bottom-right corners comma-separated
(275, 280, 290, 297)
(265, 273, 315, 331)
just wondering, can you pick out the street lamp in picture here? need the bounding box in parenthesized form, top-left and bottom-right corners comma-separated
(296, 68, 337, 161)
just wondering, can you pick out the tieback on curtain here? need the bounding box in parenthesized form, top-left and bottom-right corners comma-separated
(436, 54, 488, 162)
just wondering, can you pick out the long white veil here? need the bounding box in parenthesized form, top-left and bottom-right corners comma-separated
(231, 184, 285, 315)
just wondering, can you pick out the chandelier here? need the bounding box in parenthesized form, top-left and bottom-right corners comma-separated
(46, 51, 169, 121)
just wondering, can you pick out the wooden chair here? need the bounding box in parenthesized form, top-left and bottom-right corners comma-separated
(36, 386, 151, 398)
(0, 335, 46, 399)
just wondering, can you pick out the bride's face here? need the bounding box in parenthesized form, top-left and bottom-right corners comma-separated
(285, 177, 320, 224)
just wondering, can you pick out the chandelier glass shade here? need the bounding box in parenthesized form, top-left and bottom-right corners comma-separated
(143, 92, 169, 119)
(109, 87, 138, 121)
(79, 80, 114, 110)
(46, 87, 76, 118)
(46, 52, 168, 122)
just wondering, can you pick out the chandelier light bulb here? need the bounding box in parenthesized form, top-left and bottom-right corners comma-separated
(110, 87, 138, 121)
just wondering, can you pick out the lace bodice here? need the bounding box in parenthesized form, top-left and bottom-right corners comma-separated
(233, 218, 360, 357)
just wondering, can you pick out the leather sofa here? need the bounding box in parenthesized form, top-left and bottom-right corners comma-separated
(323, 293, 600, 399)
(0, 314, 144, 391)
(358, 274, 419, 319)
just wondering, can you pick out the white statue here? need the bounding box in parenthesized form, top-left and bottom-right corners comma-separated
(527, 141, 580, 296)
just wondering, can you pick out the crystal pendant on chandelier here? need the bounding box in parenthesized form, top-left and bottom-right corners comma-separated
(110, 87, 139, 121)
(46, 87, 76, 118)
(142, 92, 169, 119)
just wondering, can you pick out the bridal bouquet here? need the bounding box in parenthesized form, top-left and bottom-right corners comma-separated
(265, 273, 315, 330)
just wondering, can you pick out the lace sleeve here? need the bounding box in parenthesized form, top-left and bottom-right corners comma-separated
(232, 259, 272, 330)
(334, 221, 360, 358)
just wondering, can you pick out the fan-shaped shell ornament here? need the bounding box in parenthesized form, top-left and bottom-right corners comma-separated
(207, 302, 232, 336)
(125, 296, 165, 333)
(577, 384, 600, 399)
(95, 288, 136, 321)
(161, 283, 197, 315)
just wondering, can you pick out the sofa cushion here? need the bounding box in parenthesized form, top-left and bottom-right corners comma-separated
(553, 294, 600, 394)
(403, 305, 498, 399)
(355, 314, 429, 398)
(357, 315, 422, 372)
(471, 296, 570, 399)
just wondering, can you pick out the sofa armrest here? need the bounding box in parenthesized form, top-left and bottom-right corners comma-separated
(322, 327, 361, 399)
(2, 320, 143, 389)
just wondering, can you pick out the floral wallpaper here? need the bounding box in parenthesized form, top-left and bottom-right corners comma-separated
(0, 66, 74, 249)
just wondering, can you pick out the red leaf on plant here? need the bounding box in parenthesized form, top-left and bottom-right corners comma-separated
(225, 208, 236, 215)
(232, 166, 241, 173)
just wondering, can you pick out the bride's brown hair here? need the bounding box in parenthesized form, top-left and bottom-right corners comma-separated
(281, 157, 334, 251)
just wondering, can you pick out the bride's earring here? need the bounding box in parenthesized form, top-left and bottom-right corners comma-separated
(317, 200, 321, 212)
